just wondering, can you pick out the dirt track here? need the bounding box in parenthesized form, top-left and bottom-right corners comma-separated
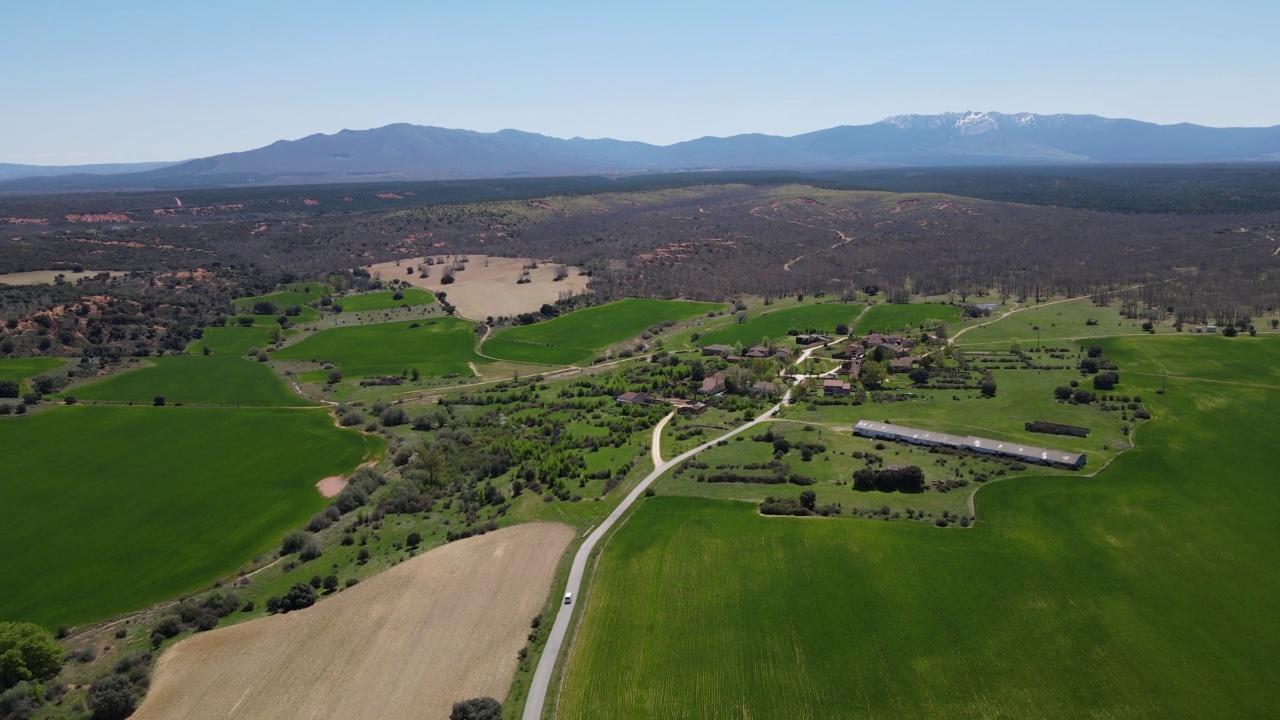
(134, 523, 573, 720)
(365, 255, 589, 320)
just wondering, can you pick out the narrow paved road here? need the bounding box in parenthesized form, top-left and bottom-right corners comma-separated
(522, 393, 790, 720)
(651, 411, 674, 467)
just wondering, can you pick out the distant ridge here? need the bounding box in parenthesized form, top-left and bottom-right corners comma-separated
(4, 112, 1280, 192)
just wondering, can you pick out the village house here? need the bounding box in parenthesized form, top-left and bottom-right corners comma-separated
(823, 378, 852, 396)
(889, 356, 918, 373)
(745, 345, 770, 359)
(702, 344, 734, 356)
(751, 381, 783, 397)
(795, 333, 833, 345)
(615, 391, 649, 405)
(698, 372, 726, 395)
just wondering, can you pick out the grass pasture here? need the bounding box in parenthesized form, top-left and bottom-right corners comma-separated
(0, 405, 382, 628)
(484, 298, 722, 365)
(0, 356, 66, 393)
(71, 355, 305, 407)
(235, 285, 328, 313)
(272, 317, 488, 378)
(336, 287, 435, 313)
(853, 302, 961, 334)
(559, 336, 1280, 718)
(698, 302, 861, 347)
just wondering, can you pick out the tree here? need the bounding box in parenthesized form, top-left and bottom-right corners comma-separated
(406, 532, 422, 548)
(980, 376, 997, 398)
(153, 395, 165, 407)
(799, 490, 816, 511)
(1093, 371, 1120, 390)
(327, 370, 343, 385)
(1222, 325, 1238, 337)
(0, 380, 17, 399)
(0, 622, 63, 691)
(451, 697, 502, 720)
(1054, 386, 1073, 401)
(87, 674, 136, 720)
(908, 367, 930, 385)
(859, 361, 887, 389)
(1087, 345, 1104, 358)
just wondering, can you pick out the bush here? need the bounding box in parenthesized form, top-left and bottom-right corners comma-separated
(0, 380, 17, 399)
(299, 537, 323, 562)
(451, 697, 503, 720)
(1093, 371, 1120, 391)
(272, 583, 318, 614)
(280, 530, 309, 556)
(86, 674, 136, 720)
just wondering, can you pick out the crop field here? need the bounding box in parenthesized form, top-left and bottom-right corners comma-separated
(70, 355, 306, 407)
(272, 317, 488, 378)
(558, 337, 1280, 718)
(698, 302, 861, 347)
(480, 337, 593, 366)
(853, 302, 961, 334)
(133, 524, 572, 720)
(484, 298, 722, 365)
(337, 286, 436, 312)
(0, 405, 382, 628)
(0, 356, 66, 392)
(186, 327, 278, 356)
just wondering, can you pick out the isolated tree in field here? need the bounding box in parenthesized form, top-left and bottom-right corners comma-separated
(980, 376, 997, 398)
(908, 367, 930, 385)
(0, 622, 63, 690)
(1087, 345, 1104, 358)
(153, 395, 165, 406)
(451, 697, 502, 720)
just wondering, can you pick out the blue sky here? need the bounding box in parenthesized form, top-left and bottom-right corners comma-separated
(2, 0, 1277, 164)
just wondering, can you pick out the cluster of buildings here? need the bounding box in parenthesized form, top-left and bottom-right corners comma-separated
(836, 333, 931, 381)
(853, 419, 1086, 469)
(701, 344, 792, 362)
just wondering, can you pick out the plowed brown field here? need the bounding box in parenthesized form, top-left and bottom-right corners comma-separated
(365, 256, 589, 320)
(133, 523, 573, 720)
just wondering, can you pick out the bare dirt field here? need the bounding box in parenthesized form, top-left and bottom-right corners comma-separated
(314, 475, 346, 498)
(0, 269, 125, 285)
(133, 522, 574, 720)
(365, 255, 589, 321)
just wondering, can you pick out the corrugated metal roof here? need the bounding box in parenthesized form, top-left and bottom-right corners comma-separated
(853, 419, 1084, 467)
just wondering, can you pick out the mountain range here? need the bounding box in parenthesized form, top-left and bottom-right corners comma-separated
(5, 112, 1280, 192)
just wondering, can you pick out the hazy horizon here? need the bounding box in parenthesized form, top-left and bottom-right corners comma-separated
(3, 0, 1278, 164)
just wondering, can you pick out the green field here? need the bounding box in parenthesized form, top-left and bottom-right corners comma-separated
(0, 357, 66, 393)
(559, 336, 1280, 718)
(234, 284, 329, 313)
(187, 326, 278, 356)
(698, 303, 862, 347)
(853, 302, 961, 334)
(0, 405, 382, 628)
(336, 287, 435, 312)
(71, 355, 305, 407)
(483, 298, 722, 365)
(955, 296, 1158, 348)
(272, 317, 488, 378)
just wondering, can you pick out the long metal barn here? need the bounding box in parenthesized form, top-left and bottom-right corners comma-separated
(853, 419, 1087, 469)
